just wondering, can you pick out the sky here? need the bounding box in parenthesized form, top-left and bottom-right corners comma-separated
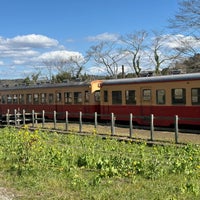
(0, 0, 180, 79)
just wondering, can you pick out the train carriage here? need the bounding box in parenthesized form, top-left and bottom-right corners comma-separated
(100, 73, 200, 126)
(0, 80, 102, 120)
(0, 73, 200, 127)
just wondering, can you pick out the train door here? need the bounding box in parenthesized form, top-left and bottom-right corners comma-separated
(103, 89, 110, 114)
(140, 87, 153, 124)
(55, 90, 62, 113)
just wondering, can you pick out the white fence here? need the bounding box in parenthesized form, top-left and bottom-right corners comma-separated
(3, 109, 197, 144)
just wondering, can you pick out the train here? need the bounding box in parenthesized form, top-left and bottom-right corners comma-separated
(0, 73, 200, 127)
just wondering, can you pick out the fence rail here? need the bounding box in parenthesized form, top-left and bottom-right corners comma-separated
(1, 109, 200, 144)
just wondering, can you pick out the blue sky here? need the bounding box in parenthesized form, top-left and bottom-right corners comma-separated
(0, 0, 179, 79)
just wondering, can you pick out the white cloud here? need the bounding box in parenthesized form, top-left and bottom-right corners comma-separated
(6, 34, 59, 48)
(39, 50, 84, 62)
(161, 34, 200, 49)
(87, 32, 119, 42)
(0, 34, 84, 79)
(13, 60, 26, 65)
(0, 34, 58, 59)
(0, 49, 39, 58)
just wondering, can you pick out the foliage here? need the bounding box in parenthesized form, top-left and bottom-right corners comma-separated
(0, 127, 199, 199)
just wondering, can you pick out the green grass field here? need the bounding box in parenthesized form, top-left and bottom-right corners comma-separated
(0, 126, 200, 199)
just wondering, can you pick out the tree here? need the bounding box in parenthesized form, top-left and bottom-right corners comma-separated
(169, 0, 200, 34)
(149, 33, 182, 75)
(23, 72, 41, 85)
(183, 53, 200, 73)
(42, 58, 66, 81)
(120, 31, 148, 77)
(87, 41, 123, 79)
(31, 72, 41, 84)
(40, 51, 85, 81)
(172, 35, 199, 56)
(23, 76, 31, 85)
(168, 0, 200, 66)
(65, 55, 86, 79)
(53, 71, 72, 83)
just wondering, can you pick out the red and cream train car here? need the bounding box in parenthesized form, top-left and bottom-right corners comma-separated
(0, 73, 200, 127)
(100, 73, 200, 126)
(0, 80, 102, 119)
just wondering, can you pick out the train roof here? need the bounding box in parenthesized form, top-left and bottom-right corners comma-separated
(0, 80, 91, 91)
(101, 73, 200, 86)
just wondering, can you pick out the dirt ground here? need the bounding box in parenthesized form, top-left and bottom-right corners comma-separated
(30, 122, 200, 145)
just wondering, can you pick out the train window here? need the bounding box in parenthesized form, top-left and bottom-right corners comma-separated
(104, 90, 108, 102)
(143, 89, 151, 101)
(40, 93, 47, 104)
(33, 94, 39, 104)
(171, 88, 186, 104)
(74, 92, 82, 104)
(85, 90, 90, 102)
(13, 94, 18, 104)
(19, 94, 24, 104)
(2, 95, 6, 104)
(64, 92, 72, 104)
(112, 91, 122, 104)
(126, 90, 136, 104)
(7, 95, 12, 104)
(56, 92, 62, 103)
(49, 93, 54, 104)
(156, 90, 165, 104)
(26, 94, 32, 104)
(94, 90, 100, 102)
(191, 88, 200, 105)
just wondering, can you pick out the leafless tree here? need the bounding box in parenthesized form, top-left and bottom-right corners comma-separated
(168, 0, 200, 64)
(120, 31, 148, 77)
(169, 0, 200, 34)
(65, 55, 87, 78)
(42, 55, 85, 81)
(149, 33, 182, 75)
(172, 34, 200, 57)
(42, 60, 55, 81)
(87, 41, 123, 78)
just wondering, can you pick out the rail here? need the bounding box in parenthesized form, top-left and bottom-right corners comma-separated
(1, 109, 200, 144)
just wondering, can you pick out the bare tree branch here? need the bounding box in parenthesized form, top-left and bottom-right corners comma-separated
(120, 31, 148, 77)
(169, 0, 200, 34)
(87, 41, 123, 78)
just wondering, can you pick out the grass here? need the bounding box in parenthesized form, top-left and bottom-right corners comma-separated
(0, 126, 199, 199)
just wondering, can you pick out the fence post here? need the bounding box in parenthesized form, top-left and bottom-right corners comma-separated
(65, 111, 68, 131)
(175, 115, 179, 144)
(32, 110, 35, 127)
(111, 113, 115, 136)
(17, 109, 20, 126)
(79, 111, 82, 133)
(129, 113, 133, 138)
(54, 111, 57, 129)
(35, 113, 38, 125)
(23, 109, 26, 125)
(6, 109, 10, 125)
(42, 110, 45, 128)
(94, 112, 98, 129)
(150, 114, 154, 141)
(14, 109, 17, 126)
